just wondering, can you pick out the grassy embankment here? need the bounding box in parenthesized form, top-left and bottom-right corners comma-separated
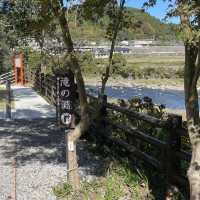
(28, 51, 186, 88)
(28, 50, 189, 89)
(82, 54, 185, 88)
(53, 141, 186, 200)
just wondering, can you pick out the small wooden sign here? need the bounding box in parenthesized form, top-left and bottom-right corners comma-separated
(57, 71, 75, 128)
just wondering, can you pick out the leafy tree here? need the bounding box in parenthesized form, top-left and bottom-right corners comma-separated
(144, 0, 200, 199)
(0, 1, 17, 74)
(100, 0, 126, 95)
(82, 0, 127, 95)
(9, 0, 89, 189)
(10, 0, 129, 190)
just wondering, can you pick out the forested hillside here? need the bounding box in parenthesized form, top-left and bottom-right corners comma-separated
(68, 6, 179, 42)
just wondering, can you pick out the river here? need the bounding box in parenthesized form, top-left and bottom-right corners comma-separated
(86, 85, 188, 110)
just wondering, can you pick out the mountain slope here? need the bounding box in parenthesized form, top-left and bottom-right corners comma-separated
(68, 6, 179, 42)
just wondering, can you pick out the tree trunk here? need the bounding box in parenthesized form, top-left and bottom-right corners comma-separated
(100, 0, 125, 95)
(52, 1, 90, 190)
(184, 43, 200, 200)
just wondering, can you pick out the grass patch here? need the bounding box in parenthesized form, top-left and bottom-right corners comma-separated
(53, 160, 153, 200)
(81, 54, 185, 80)
(0, 85, 15, 112)
(126, 55, 184, 66)
(0, 85, 6, 111)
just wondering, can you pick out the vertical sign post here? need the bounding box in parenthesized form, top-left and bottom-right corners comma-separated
(6, 80, 11, 119)
(57, 70, 79, 187)
(57, 71, 75, 128)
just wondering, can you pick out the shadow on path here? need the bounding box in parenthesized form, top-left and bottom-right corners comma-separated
(0, 118, 105, 177)
(0, 119, 66, 166)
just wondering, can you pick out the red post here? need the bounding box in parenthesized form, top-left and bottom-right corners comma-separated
(20, 51, 24, 85)
(13, 53, 18, 84)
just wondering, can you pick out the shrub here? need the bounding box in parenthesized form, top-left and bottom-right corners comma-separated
(111, 53, 127, 75)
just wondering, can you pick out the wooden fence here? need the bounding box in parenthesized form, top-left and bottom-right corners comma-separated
(0, 71, 15, 85)
(26, 69, 191, 193)
(26, 69, 57, 105)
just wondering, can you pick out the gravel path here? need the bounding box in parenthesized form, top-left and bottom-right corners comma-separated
(12, 85, 56, 119)
(0, 110, 5, 119)
(0, 119, 104, 200)
(0, 86, 105, 200)
(0, 119, 66, 200)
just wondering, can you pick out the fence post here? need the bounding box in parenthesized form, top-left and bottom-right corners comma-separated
(34, 70, 39, 89)
(45, 75, 48, 97)
(99, 95, 107, 136)
(56, 77, 60, 126)
(101, 95, 107, 123)
(165, 114, 182, 197)
(40, 73, 44, 93)
(30, 70, 33, 85)
(51, 84, 55, 105)
(27, 69, 31, 84)
(6, 80, 11, 119)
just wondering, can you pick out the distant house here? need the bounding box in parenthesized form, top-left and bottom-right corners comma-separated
(114, 47, 130, 54)
(90, 42, 97, 46)
(93, 48, 109, 59)
(119, 41, 129, 46)
(93, 46, 131, 58)
(134, 40, 154, 47)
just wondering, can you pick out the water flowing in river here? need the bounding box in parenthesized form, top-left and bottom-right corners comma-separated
(86, 85, 190, 110)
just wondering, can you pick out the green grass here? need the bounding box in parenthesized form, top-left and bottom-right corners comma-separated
(53, 160, 153, 200)
(0, 85, 15, 112)
(126, 55, 184, 66)
(0, 85, 6, 110)
(81, 54, 185, 80)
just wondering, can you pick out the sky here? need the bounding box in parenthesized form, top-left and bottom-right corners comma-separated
(126, 0, 179, 24)
(64, 0, 179, 24)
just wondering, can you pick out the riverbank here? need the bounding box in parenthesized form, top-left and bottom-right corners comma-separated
(85, 77, 188, 120)
(85, 77, 185, 91)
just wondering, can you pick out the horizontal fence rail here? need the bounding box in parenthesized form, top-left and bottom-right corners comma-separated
(26, 69, 191, 193)
(0, 71, 15, 84)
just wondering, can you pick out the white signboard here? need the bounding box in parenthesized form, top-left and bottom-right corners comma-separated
(15, 58, 21, 68)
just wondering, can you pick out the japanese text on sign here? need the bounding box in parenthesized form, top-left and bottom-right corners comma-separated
(57, 72, 75, 128)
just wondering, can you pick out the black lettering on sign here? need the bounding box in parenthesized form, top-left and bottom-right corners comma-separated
(57, 70, 75, 128)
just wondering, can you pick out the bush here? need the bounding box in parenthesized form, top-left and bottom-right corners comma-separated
(111, 53, 127, 75)
(80, 51, 94, 65)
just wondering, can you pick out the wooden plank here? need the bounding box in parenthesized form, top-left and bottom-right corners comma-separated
(103, 133, 162, 169)
(108, 121, 166, 148)
(177, 127, 188, 137)
(173, 174, 189, 188)
(106, 103, 167, 127)
(176, 150, 191, 162)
